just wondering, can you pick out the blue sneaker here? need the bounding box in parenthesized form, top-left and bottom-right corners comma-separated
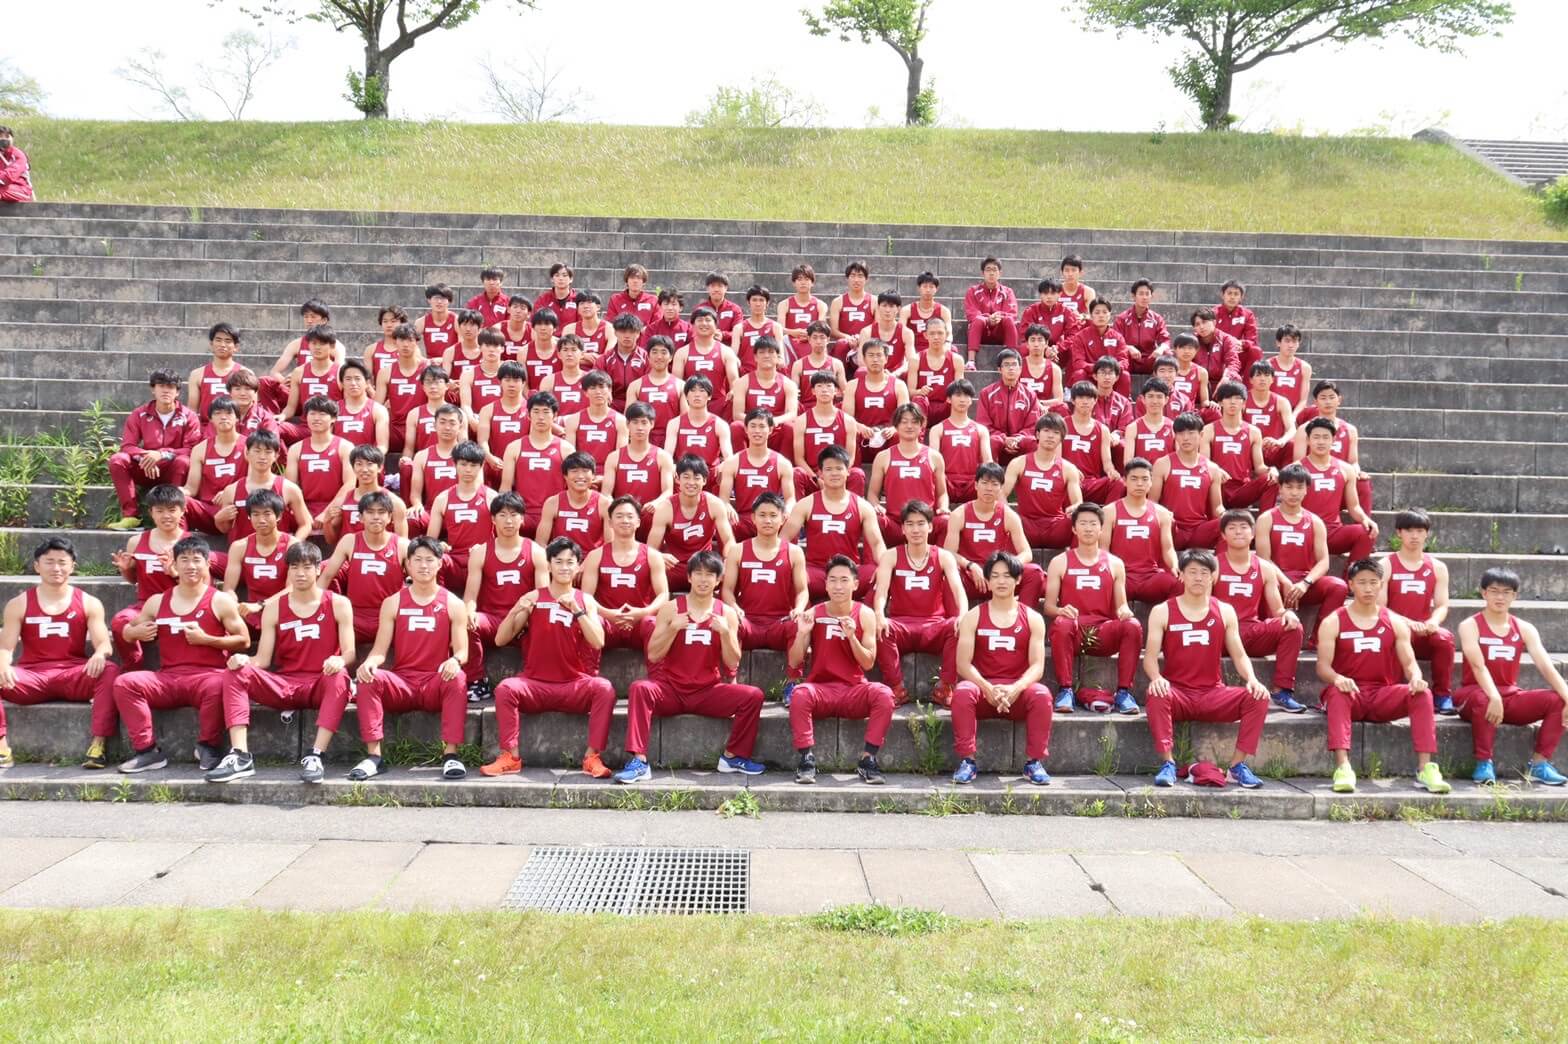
(1023, 760, 1050, 786)
(1054, 687, 1076, 714)
(951, 758, 978, 785)
(1113, 688, 1139, 715)
(781, 680, 797, 707)
(1434, 694, 1458, 716)
(1229, 762, 1263, 789)
(1529, 760, 1568, 786)
(717, 753, 765, 776)
(1472, 759, 1496, 784)
(613, 756, 651, 784)
(1154, 760, 1178, 787)
(1272, 689, 1306, 714)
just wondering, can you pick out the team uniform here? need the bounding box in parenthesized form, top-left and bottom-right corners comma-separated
(464, 539, 539, 686)
(224, 591, 350, 730)
(625, 599, 764, 758)
(1063, 327, 1132, 393)
(335, 399, 379, 449)
(1145, 598, 1268, 759)
(635, 373, 683, 448)
(1061, 419, 1125, 505)
(950, 603, 1052, 761)
(0, 587, 120, 742)
(420, 313, 457, 358)
(601, 347, 650, 410)
(340, 532, 404, 644)
(1127, 417, 1175, 464)
(908, 349, 961, 427)
(1300, 457, 1375, 562)
(492, 589, 618, 755)
(801, 492, 878, 598)
(669, 413, 725, 485)
(1160, 457, 1221, 550)
(1110, 501, 1183, 603)
(533, 291, 579, 330)
(1385, 553, 1455, 699)
(1209, 422, 1272, 509)
(1049, 550, 1143, 691)
(1260, 508, 1349, 621)
(789, 603, 895, 752)
(350, 589, 466, 747)
(184, 438, 245, 533)
(1213, 553, 1303, 693)
(112, 586, 230, 754)
(874, 546, 959, 695)
(1455, 614, 1566, 765)
(509, 437, 567, 535)
(547, 491, 605, 554)
(796, 409, 864, 498)
(466, 291, 510, 327)
(234, 533, 291, 630)
(657, 495, 719, 591)
(682, 342, 733, 415)
(1216, 303, 1261, 373)
(977, 381, 1041, 463)
(729, 449, 790, 541)
(950, 502, 1044, 606)
(295, 436, 347, 518)
(1113, 307, 1170, 374)
(1323, 606, 1437, 755)
(963, 282, 1020, 352)
(732, 540, 800, 655)
(1014, 455, 1073, 549)
(572, 411, 621, 472)
(436, 485, 494, 586)
(932, 417, 985, 504)
(592, 542, 661, 664)
(109, 402, 203, 518)
(876, 444, 943, 547)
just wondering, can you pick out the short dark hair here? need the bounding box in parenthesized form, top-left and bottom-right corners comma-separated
(975, 462, 1005, 485)
(1178, 548, 1218, 573)
(1060, 255, 1085, 271)
(305, 325, 336, 346)
(303, 395, 338, 418)
(900, 500, 934, 523)
(453, 441, 486, 465)
(148, 368, 181, 389)
(171, 536, 211, 561)
(817, 445, 851, 469)
(425, 283, 455, 302)
(1123, 456, 1153, 477)
(285, 541, 324, 567)
(824, 553, 857, 577)
(407, 535, 444, 560)
(32, 536, 76, 562)
(1141, 378, 1170, 398)
(1276, 323, 1302, 342)
(1478, 567, 1521, 592)
(611, 314, 644, 332)
(207, 321, 241, 343)
(1071, 503, 1104, 524)
(751, 492, 787, 514)
(1393, 509, 1432, 531)
(207, 395, 237, 419)
(675, 454, 710, 479)
(491, 491, 527, 516)
(1173, 412, 1205, 434)
(1214, 381, 1246, 403)
(1220, 509, 1254, 533)
(246, 489, 285, 518)
(985, 550, 1023, 579)
(527, 391, 559, 414)
(300, 298, 331, 320)
(349, 444, 384, 468)
(246, 429, 282, 454)
(146, 484, 187, 509)
(1347, 558, 1381, 580)
(339, 358, 370, 382)
(687, 550, 724, 579)
(1069, 381, 1097, 401)
(1304, 417, 1337, 437)
(358, 491, 394, 516)
(1035, 412, 1066, 435)
(1277, 464, 1311, 487)
(624, 402, 656, 423)
(561, 451, 595, 474)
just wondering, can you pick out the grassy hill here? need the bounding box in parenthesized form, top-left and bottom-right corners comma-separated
(19, 119, 1568, 240)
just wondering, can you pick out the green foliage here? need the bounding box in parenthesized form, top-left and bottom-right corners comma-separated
(343, 70, 386, 120)
(1074, 797, 1109, 817)
(0, 531, 22, 575)
(148, 783, 178, 804)
(49, 446, 94, 528)
(685, 77, 823, 130)
(110, 780, 134, 803)
(910, 83, 938, 127)
(717, 790, 761, 819)
(1093, 728, 1119, 776)
(906, 703, 946, 775)
(803, 0, 933, 125)
(923, 791, 979, 816)
(809, 903, 955, 936)
(1543, 175, 1568, 225)
(0, 448, 43, 526)
(0, 58, 46, 117)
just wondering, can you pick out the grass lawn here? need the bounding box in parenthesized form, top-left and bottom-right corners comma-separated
(23, 120, 1568, 241)
(1, 907, 1562, 1040)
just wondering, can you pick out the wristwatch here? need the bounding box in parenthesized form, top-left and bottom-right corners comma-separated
(572, 608, 587, 620)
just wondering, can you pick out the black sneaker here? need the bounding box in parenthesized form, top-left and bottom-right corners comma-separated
(857, 754, 885, 785)
(466, 677, 493, 703)
(347, 755, 385, 781)
(795, 753, 817, 785)
(118, 746, 167, 773)
(194, 742, 225, 772)
(205, 749, 255, 784)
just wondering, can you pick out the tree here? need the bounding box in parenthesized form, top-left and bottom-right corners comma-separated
(0, 59, 45, 118)
(480, 51, 586, 124)
(116, 50, 200, 121)
(197, 30, 292, 120)
(1075, 1, 1514, 131)
(226, 1, 537, 118)
(685, 77, 824, 129)
(803, 0, 934, 126)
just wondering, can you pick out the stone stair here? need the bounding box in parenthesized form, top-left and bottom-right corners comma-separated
(1, 202, 1565, 784)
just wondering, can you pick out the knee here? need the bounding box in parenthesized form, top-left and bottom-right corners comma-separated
(871, 684, 895, 712)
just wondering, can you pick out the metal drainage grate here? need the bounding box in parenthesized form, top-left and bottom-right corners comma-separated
(502, 846, 750, 914)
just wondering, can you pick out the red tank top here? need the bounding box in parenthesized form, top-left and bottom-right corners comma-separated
(500, 323, 531, 360)
(1324, 418, 1352, 463)
(911, 349, 958, 397)
(467, 365, 504, 411)
(155, 585, 228, 671)
(1061, 285, 1089, 317)
(881, 445, 937, 516)
(1263, 508, 1318, 575)
(735, 319, 777, 375)
(574, 411, 620, 470)
(421, 313, 457, 356)
(368, 341, 398, 379)
(955, 502, 1011, 563)
(743, 374, 792, 417)
(733, 450, 785, 513)
(131, 530, 178, 602)
(522, 344, 562, 389)
(1161, 598, 1225, 689)
(936, 419, 982, 477)
(337, 485, 386, 538)
(1015, 455, 1068, 521)
(804, 492, 863, 566)
(346, 533, 403, 610)
(476, 539, 538, 615)
(888, 545, 946, 620)
(229, 476, 287, 544)
(1130, 418, 1175, 462)
(684, 343, 730, 400)
(835, 293, 874, 337)
(195, 439, 244, 502)
(510, 437, 566, 513)
(1463, 612, 1525, 688)
(441, 485, 493, 552)
(408, 404, 439, 456)
(1162, 457, 1213, 527)
(197, 363, 236, 415)
(521, 587, 593, 683)
(18, 586, 87, 667)
(1021, 359, 1059, 401)
(1110, 501, 1161, 572)
(805, 601, 868, 684)
(1244, 395, 1287, 440)
(638, 374, 682, 441)
(671, 414, 723, 472)
(1060, 549, 1115, 617)
(1386, 553, 1439, 621)
(390, 587, 452, 673)
(384, 366, 425, 431)
(574, 320, 611, 358)
(1269, 356, 1305, 409)
(1331, 606, 1400, 686)
(1171, 368, 1202, 405)
(239, 533, 291, 602)
(612, 446, 662, 509)
(1062, 419, 1106, 478)
(298, 361, 343, 404)
(852, 375, 898, 429)
(660, 495, 716, 558)
(905, 303, 940, 353)
(273, 590, 342, 674)
(446, 345, 483, 386)
(1214, 552, 1265, 622)
(595, 542, 656, 611)
(1208, 423, 1254, 483)
(736, 540, 793, 617)
(800, 408, 850, 463)
(485, 400, 528, 460)
(335, 399, 377, 448)
(417, 446, 459, 510)
(297, 436, 345, 511)
(552, 491, 604, 551)
(784, 297, 822, 351)
(652, 596, 730, 688)
(971, 602, 1033, 683)
(1302, 457, 1348, 521)
(551, 372, 588, 416)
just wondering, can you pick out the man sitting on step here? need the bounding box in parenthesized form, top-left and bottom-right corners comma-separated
(872, 500, 967, 707)
(107, 369, 203, 531)
(1212, 510, 1307, 714)
(1044, 503, 1142, 716)
(1378, 509, 1457, 717)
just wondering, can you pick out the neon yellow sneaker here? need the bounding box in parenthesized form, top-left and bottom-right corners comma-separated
(0, 747, 14, 769)
(1332, 764, 1356, 793)
(106, 516, 143, 531)
(1416, 763, 1452, 795)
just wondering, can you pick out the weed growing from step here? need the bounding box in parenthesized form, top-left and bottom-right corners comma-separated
(1121, 789, 1169, 818)
(1365, 752, 1384, 780)
(148, 783, 178, 804)
(1093, 730, 1119, 776)
(717, 791, 761, 819)
(1073, 798, 1108, 817)
(906, 703, 947, 775)
(0, 447, 42, 526)
(49, 445, 94, 527)
(111, 780, 133, 803)
(1260, 755, 1293, 780)
(29, 262, 43, 276)
(77, 784, 105, 802)
(809, 903, 955, 937)
(923, 791, 980, 817)
(333, 783, 402, 808)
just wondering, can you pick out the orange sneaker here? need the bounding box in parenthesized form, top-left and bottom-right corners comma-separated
(582, 752, 612, 778)
(480, 751, 523, 776)
(890, 685, 911, 707)
(930, 680, 955, 707)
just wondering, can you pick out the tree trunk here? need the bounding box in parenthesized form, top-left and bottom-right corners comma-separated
(362, 46, 390, 119)
(903, 54, 924, 126)
(1203, 63, 1233, 131)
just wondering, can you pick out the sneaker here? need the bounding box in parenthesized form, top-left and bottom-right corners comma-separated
(466, 677, 493, 704)
(442, 757, 467, 780)
(1113, 689, 1139, 716)
(582, 752, 612, 779)
(1054, 687, 1076, 714)
(204, 749, 254, 784)
(1272, 689, 1306, 714)
(480, 751, 523, 777)
(194, 742, 224, 772)
(1471, 759, 1496, 785)
(347, 755, 384, 781)
(856, 754, 885, 786)
(889, 685, 911, 708)
(299, 753, 325, 784)
(1229, 762, 1263, 789)
(0, 748, 12, 769)
(1332, 763, 1357, 793)
(1153, 760, 1178, 788)
(106, 515, 144, 531)
(279, 710, 296, 725)
(1023, 760, 1050, 786)
(1433, 694, 1458, 717)
(614, 756, 651, 784)
(929, 680, 955, 708)
(118, 746, 167, 773)
(1528, 760, 1568, 787)
(780, 680, 797, 708)
(717, 753, 766, 776)
(794, 753, 817, 785)
(82, 738, 108, 770)
(951, 757, 978, 785)
(1416, 762, 1451, 795)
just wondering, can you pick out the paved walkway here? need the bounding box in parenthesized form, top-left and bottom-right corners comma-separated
(3, 803, 1566, 921)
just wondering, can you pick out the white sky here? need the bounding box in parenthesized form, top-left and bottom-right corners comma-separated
(9, 0, 1568, 138)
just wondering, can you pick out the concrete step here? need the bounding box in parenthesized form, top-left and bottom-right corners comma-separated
(1365, 472, 1566, 516)
(1369, 511, 1567, 555)
(1350, 408, 1562, 445)
(1360, 438, 1568, 478)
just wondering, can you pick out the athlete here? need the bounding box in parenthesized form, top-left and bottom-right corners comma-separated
(1101, 458, 1182, 603)
(1379, 509, 1457, 716)
(872, 501, 967, 706)
(1044, 504, 1142, 716)
(1212, 510, 1307, 713)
